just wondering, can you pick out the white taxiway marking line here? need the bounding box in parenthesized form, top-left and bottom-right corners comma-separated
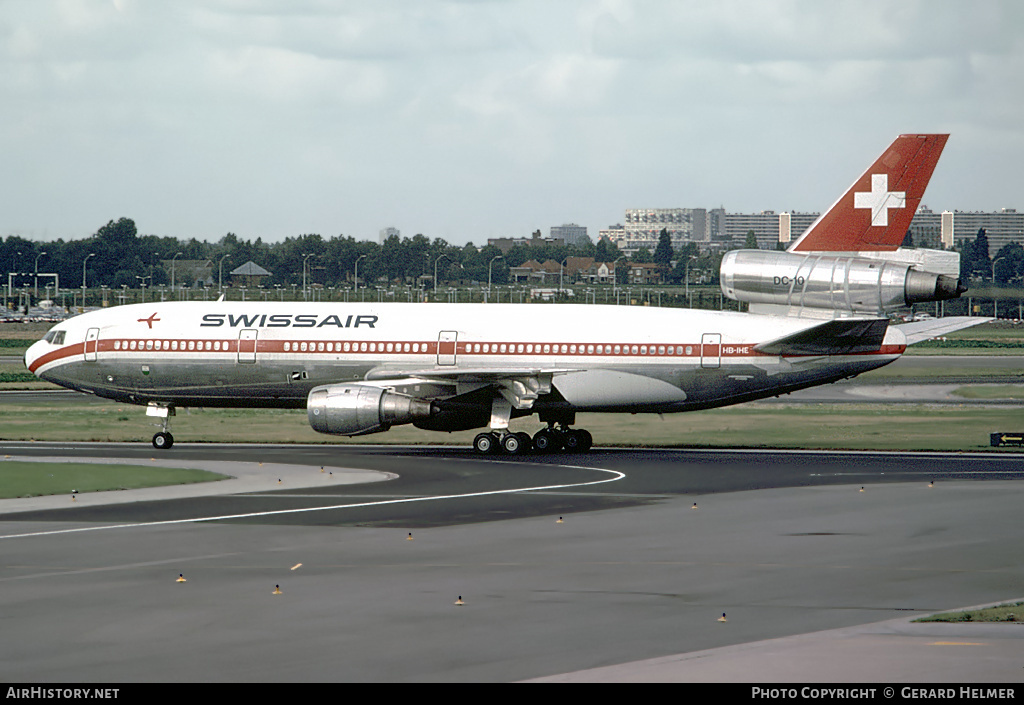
(0, 464, 625, 540)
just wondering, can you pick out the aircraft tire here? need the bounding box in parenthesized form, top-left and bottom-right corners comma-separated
(563, 429, 592, 452)
(532, 429, 562, 453)
(473, 432, 499, 455)
(515, 432, 533, 453)
(502, 433, 526, 455)
(152, 432, 174, 450)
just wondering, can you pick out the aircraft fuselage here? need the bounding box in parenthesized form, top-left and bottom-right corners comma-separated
(26, 301, 903, 414)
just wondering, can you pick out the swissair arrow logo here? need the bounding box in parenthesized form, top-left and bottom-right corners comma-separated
(854, 174, 906, 227)
(137, 313, 160, 329)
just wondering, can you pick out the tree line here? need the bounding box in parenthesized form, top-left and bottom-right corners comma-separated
(1, 220, 728, 297)
(5, 218, 1015, 302)
(957, 229, 1024, 285)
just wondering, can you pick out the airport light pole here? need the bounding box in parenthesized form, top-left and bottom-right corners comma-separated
(611, 255, 626, 301)
(218, 254, 231, 296)
(685, 255, 699, 302)
(488, 255, 503, 302)
(34, 251, 46, 299)
(434, 254, 450, 296)
(354, 254, 368, 292)
(135, 275, 150, 303)
(302, 253, 314, 301)
(81, 253, 95, 310)
(171, 252, 182, 296)
(992, 256, 1006, 319)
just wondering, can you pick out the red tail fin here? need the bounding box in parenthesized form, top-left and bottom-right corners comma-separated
(789, 134, 948, 252)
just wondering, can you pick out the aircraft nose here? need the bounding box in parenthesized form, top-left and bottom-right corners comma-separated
(25, 339, 47, 377)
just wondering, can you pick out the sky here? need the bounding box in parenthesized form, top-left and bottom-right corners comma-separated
(3, 0, 1022, 246)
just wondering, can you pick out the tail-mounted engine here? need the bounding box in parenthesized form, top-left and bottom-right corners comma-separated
(720, 250, 966, 315)
(307, 384, 434, 436)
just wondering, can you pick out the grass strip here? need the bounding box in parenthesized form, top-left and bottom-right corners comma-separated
(3, 400, 1024, 451)
(0, 460, 227, 498)
(914, 602, 1024, 623)
(952, 385, 1024, 399)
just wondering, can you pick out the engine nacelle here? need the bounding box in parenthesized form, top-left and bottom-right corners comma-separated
(307, 384, 434, 436)
(720, 250, 966, 315)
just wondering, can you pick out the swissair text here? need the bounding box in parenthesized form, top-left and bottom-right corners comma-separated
(200, 314, 378, 329)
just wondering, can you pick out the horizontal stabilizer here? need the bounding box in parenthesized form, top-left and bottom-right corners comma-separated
(894, 316, 992, 345)
(755, 318, 889, 356)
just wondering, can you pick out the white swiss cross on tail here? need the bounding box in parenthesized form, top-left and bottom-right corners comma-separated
(853, 174, 906, 227)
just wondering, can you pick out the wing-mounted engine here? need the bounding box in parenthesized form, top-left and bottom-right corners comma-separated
(720, 249, 966, 316)
(307, 384, 435, 436)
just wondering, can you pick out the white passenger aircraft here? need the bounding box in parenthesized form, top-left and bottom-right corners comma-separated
(26, 134, 982, 453)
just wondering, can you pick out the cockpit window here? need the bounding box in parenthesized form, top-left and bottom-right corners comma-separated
(44, 331, 66, 345)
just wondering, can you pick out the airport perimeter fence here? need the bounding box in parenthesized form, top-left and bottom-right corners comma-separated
(6, 284, 1024, 321)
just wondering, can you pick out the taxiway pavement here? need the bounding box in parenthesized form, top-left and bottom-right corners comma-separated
(1, 444, 1022, 683)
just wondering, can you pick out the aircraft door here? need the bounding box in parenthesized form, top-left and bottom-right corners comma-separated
(84, 328, 100, 362)
(238, 329, 257, 364)
(437, 331, 457, 366)
(701, 333, 721, 369)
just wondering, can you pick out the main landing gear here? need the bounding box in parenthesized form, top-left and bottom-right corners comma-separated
(147, 403, 175, 450)
(472, 425, 593, 456)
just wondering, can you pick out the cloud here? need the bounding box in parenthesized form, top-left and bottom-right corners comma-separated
(1, 0, 1022, 242)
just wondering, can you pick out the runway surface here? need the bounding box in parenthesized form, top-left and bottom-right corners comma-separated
(2, 442, 1023, 682)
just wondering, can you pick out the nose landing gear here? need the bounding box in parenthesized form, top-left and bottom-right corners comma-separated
(147, 403, 175, 450)
(153, 431, 173, 450)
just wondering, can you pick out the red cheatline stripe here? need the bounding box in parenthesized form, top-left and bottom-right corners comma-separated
(29, 337, 905, 373)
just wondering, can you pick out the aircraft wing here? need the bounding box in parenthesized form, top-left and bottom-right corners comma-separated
(893, 316, 992, 345)
(364, 367, 575, 382)
(364, 367, 579, 410)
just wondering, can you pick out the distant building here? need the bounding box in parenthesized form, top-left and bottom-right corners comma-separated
(563, 257, 617, 284)
(488, 231, 564, 254)
(229, 261, 272, 289)
(610, 208, 707, 254)
(723, 211, 820, 249)
(509, 259, 562, 285)
(598, 224, 625, 244)
(161, 259, 214, 289)
(379, 227, 400, 244)
(945, 208, 1024, 253)
(598, 203, 1022, 255)
(550, 223, 588, 246)
(627, 263, 668, 285)
(906, 206, 944, 249)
